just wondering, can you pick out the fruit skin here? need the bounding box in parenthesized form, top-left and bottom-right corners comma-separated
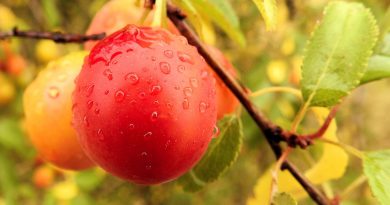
(85, 0, 179, 50)
(73, 25, 217, 184)
(206, 46, 239, 119)
(23, 51, 94, 170)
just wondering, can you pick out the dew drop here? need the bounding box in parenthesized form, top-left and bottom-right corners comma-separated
(201, 70, 209, 80)
(83, 115, 89, 127)
(164, 50, 174, 58)
(212, 126, 220, 138)
(115, 90, 125, 102)
(150, 85, 162, 95)
(145, 165, 152, 170)
(138, 92, 146, 99)
(183, 87, 193, 97)
(144, 131, 152, 137)
(177, 65, 185, 73)
(129, 123, 135, 129)
(177, 52, 194, 64)
(164, 140, 171, 150)
(94, 108, 100, 114)
(125, 73, 139, 85)
(199, 102, 207, 113)
(86, 85, 95, 97)
(103, 69, 113, 80)
(47, 86, 59, 99)
(159, 62, 171, 74)
(97, 129, 104, 141)
(190, 78, 199, 88)
(141, 152, 148, 157)
(151, 56, 157, 61)
(104, 90, 109, 95)
(182, 98, 190, 110)
(150, 111, 158, 122)
(87, 100, 94, 110)
(174, 85, 180, 90)
(166, 103, 173, 110)
(153, 100, 159, 106)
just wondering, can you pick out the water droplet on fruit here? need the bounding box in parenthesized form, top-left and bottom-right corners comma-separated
(183, 87, 192, 97)
(103, 69, 113, 80)
(138, 92, 146, 99)
(125, 73, 139, 85)
(150, 85, 162, 95)
(164, 50, 174, 58)
(151, 56, 157, 61)
(190, 78, 199, 87)
(110, 51, 122, 62)
(97, 129, 104, 141)
(178, 52, 194, 64)
(166, 103, 173, 110)
(145, 165, 152, 170)
(87, 100, 94, 110)
(153, 100, 159, 106)
(129, 123, 135, 129)
(199, 102, 207, 113)
(94, 108, 100, 114)
(182, 98, 190, 110)
(86, 85, 95, 97)
(150, 111, 158, 122)
(104, 90, 109, 95)
(83, 115, 89, 127)
(201, 70, 209, 80)
(159, 62, 171, 74)
(141, 152, 148, 157)
(164, 140, 171, 150)
(144, 132, 152, 137)
(212, 126, 220, 138)
(174, 85, 180, 90)
(177, 65, 185, 73)
(47, 86, 59, 99)
(115, 90, 125, 102)
(126, 48, 134, 52)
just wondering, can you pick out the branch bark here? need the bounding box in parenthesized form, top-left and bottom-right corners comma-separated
(0, 27, 105, 43)
(166, 3, 330, 205)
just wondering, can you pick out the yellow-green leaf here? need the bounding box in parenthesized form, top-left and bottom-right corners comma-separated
(252, 0, 278, 31)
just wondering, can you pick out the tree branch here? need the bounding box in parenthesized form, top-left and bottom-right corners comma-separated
(0, 27, 105, 43)
(166, 3, 330, 205)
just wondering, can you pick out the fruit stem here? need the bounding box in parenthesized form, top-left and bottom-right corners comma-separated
(151, 0, 167, 28)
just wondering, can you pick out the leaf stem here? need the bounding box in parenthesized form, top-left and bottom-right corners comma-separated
(290, 101, 310, 132)
(319, 138, 365, 159)
(339, 175, 367, 200)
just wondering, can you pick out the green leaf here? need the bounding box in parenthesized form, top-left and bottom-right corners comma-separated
(272, 192, 297, 205)
(301, 1, 379, 107)
(379, 33, 390, 56)
(251, 0, 277, 31)
(360, 55, 390, 84)
(185, 0, 246, 47)
(363, 150, 390, 205)
(178, 115, 243, 191)
(0, 151, 18, 205)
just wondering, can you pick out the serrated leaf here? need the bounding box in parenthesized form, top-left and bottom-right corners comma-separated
(247, 108, 348, 204)
(360, 55, 390, 84)
(272, 192, 297, 205)
(301, 1, 379, 107)
(178, 115, 243, 191)
(189, 0, 246, 47)
(363, 150, 390, 205)
(251, 0, 277, 31)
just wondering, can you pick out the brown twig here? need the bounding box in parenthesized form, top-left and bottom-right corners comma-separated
(0, 27, 105, 43)
(301, 105, 340, 140)
(166, 3, 330, 205)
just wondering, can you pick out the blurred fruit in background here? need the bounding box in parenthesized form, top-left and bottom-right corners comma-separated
(23, 51, 94, 170)
(35, 40, 62, 64)
(0, 72, 15, 106)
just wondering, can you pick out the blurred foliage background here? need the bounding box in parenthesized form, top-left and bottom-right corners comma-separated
(0, 0, 390, 204)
